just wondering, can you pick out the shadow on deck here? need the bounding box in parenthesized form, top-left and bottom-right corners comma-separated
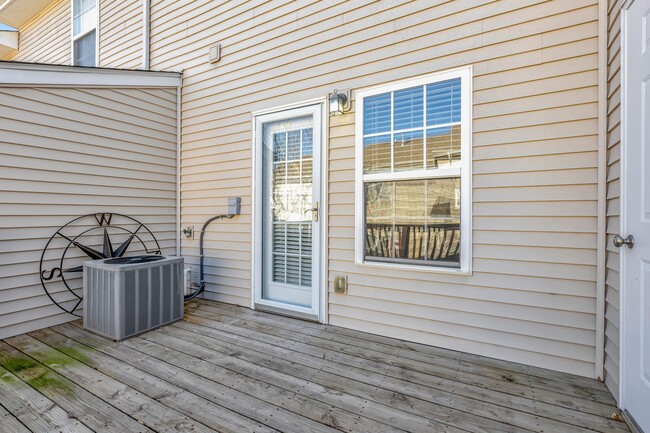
(0, 299, 629, 433)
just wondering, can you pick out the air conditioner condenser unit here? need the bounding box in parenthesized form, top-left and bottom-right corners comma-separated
(83, 255, 184, 341)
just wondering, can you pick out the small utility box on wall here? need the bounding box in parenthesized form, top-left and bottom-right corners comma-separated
(209, 44, 221, 63)
(228, 197, 241, 215)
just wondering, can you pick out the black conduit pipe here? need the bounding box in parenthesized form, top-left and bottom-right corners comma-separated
(184, 214, 233, 301)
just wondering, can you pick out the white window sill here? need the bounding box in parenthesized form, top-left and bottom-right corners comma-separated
(354, 259, 472, 276)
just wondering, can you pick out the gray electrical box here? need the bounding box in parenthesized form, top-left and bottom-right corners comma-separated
(228, 197, 241, 215)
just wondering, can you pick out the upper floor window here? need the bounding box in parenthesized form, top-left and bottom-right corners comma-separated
(355, 67, 472, 273)
(72, 0, 97, 66)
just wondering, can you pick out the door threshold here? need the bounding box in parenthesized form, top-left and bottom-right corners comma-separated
(254, 303, 320, 322)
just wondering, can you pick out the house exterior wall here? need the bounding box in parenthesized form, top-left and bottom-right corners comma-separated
(150, 0, 601, 377)
(3, 0, 70, 64)
(2, 0, 144, 69)
(604, 0, 623, 402)
(0, 0, 607, 378)
(0, 81, 179, 339)
(99, 0, 143, 69)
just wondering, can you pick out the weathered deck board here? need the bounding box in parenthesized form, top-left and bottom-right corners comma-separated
(202, 301, 611, 397)
(0, 341, 154, 433)
(29, 327, 279, 433)
(182, 304, 626, 433)
(0, 364, 92, 433)
(0, 400, 32, 433)
(0, 299, 630, 433)
(185, 304, 621, 420)
(4, 334, 216, 433)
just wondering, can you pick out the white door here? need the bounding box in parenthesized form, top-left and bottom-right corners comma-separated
(621, 0, 650, 430)
(253, 104, 322, 320)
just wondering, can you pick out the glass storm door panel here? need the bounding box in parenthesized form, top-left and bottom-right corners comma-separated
(260, 107, 321, 312)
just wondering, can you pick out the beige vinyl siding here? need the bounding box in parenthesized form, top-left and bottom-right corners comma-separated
(149, 0, 602, 377)
(99, 0, 143, 69)
(604, 0, 622, 402)
(0, 85, 178, 340)
(2, 0, 70, 64)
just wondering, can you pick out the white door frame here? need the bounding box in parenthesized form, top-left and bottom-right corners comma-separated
(251, 98, 328, 323)
(620, 0, 647, 420)
(619, 0, 630, 409)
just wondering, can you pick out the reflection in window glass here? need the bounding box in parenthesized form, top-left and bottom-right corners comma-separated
(264, 117, 314, 288)
(426, 125, 461, 169)
(73, 30, 96, 67)
(363, 93, 391, 135)
(393, 86, 423, 130)
(363, 134, 391, 174)
(426, 78, 461, 126)
(365, 182, 394, 258)
(73, 0, 96, 36)
(72, 0, 96, 66)
(359, 70, 467, 270)
(364, 178, 460, 267)
(394, 130, 424, 172)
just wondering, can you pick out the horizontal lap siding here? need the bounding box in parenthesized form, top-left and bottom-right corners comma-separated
(2, 0, 70, 64)
(99, 0, 143, 69)
(0, 86, 178, 339)
(604, 0, 622, 402)
(150, 0, 600, 376)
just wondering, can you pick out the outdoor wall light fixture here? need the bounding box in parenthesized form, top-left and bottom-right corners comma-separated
(329, 89, 350, 115)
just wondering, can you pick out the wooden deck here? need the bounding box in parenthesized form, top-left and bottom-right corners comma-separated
(0, 299, 629, 433)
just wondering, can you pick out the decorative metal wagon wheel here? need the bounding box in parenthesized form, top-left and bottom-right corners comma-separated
(39, 213, 161, 317)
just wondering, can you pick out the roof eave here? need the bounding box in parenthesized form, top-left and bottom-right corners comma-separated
(0, 0, 57, 29)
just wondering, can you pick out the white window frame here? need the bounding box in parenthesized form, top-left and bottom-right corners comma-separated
(354, 66, 473, 275)
(70, 0, 99, 67)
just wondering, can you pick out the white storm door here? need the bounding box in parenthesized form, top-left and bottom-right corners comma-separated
(254, 104, 321, 319)
(621, 0, 650, 430)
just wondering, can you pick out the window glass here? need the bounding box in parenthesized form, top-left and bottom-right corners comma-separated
(394, 130, 424, 172)
(426, 78, 461, 126)
(363, 134, 391, 174)
(73, 0, 96, 36)
(393, 86, 423, 130)
(363, 93, 391, 135)
(364, 178, 461, 267)
(74, 30, 96, 67)
(358, 70, 468, 270)
(365, 181, 394, 258)
(426, 125, 461, 169)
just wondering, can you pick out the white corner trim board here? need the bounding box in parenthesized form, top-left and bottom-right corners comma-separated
(0, 62, 181, 87)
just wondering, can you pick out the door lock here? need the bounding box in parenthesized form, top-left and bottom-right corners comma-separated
(613, 234, 634, 249)
(305, 201, 319, 222)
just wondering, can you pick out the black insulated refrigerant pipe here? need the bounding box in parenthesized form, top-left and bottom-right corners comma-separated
(184, 214, 234, 301)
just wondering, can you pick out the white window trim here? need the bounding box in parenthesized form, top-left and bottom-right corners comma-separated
(70, 0, 99, 67)
(354, 66, 473, 275)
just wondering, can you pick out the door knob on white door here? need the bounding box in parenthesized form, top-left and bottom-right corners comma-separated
(613, 234, 634, 248)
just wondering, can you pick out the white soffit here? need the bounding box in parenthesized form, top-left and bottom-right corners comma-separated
(0, 62, 182, 87)
(0, 0, 56, 29)
(0, 45, 12, 58)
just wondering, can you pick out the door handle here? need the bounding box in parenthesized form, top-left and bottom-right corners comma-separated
(613, 234, 634, 249)
(305, 202, 319, 222)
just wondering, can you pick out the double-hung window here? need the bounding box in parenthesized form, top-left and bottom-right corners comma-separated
(355, 67, 472, 273)
(72, 0, 97, 67)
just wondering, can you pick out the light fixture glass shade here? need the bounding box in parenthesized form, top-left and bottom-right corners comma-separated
(329, 91, 347, 116)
